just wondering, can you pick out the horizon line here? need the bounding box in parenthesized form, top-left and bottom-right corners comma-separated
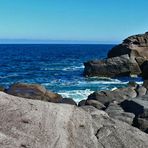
(0, 38, 120, 44)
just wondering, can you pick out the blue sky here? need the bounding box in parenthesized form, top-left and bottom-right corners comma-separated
(0, 0, 148, 43)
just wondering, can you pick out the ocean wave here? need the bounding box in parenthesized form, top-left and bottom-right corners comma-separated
(0, 74, 19, 79)
(58, 89, 94, 102)
(62, 65, 84, 71)
(41, 65, 84, 71)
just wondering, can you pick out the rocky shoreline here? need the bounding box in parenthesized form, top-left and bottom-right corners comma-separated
(0, 32, 148, 147)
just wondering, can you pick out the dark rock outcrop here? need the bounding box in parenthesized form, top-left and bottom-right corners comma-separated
(143, 80, 148, 89)
(78, 100, 86, 107)
(5, 83, 62, 103)
(108, 32, 148, 59)
(84, 32, 148, 78)
(141, 61, 148, 79)
(60, 98, 77, 105)
(87, 86, 137, 106)
(84, 54, 141, 77)
(105, 103, 135, 125)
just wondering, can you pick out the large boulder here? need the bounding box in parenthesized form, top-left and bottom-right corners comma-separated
(5, 83, 62, 103)
(0, 92, 98, 148)
(0, 92, 148, 148)
(84, 54, 141, 77)
(108, 32, 148, 59)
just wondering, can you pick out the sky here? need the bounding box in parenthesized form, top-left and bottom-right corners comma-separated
(0, 0, 148, 44)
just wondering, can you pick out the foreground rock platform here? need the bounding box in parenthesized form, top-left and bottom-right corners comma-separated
(0, 92, 148, 148)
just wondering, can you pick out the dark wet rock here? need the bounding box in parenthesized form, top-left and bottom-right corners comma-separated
(78, 100, 86, 107)
(84, 54, 141, 77)
(135, 85, 147, 97)
(127, 81, 138, 88)
(5, 83, 62, 103)
(105, 103, 135, 125)
(108, 32, 148, 59)
(141, 61, 148, 79)
(143, 80, 148, 89)
(87, 87, 137, 106)
(85, 99, 106, 110)
(120, 98, 148, 117)
(0, 92, 148, 148)
(60, 98, 77, 105)
(138, 118, 148, 133)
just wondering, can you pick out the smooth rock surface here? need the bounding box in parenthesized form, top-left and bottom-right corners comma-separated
(5, 83, 62, 103)
(0, 92, 98, 148)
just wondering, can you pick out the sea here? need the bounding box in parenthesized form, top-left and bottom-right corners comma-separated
(0, 44, 142, 102)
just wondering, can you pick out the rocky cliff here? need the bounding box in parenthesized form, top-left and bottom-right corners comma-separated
(108, 32, 148, 59)
(84, 32, 148, 78)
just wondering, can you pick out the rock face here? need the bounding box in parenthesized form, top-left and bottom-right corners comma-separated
(0, 92, 148, 148)
(108, 32, 148, 59)
(5, 83, 62, 103)
(84, 32, 148, 78)
(84, 54, 141, 77)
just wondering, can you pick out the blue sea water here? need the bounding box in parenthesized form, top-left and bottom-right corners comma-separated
(0, 44, 142, 102)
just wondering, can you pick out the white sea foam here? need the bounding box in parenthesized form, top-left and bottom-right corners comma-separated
(58, 89, 94, 102)
(62, 65, 84, 71)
